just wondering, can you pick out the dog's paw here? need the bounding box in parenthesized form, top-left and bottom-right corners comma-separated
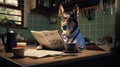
(36, 46, 42, 50)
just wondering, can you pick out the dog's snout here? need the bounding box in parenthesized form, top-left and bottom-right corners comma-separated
(62, 26, 67, 30)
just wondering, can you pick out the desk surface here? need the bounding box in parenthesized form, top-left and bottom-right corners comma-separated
(0, 49, 110, 67)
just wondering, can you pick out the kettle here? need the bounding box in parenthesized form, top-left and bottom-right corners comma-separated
(2, 31, 17, 53)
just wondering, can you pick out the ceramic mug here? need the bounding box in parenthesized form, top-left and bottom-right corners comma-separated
(12, 47, 25, 58)
(64, 43, 77, 51)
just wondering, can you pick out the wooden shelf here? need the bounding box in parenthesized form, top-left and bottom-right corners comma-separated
(0, 24, 28, 29)
(0, 3, 20, 9)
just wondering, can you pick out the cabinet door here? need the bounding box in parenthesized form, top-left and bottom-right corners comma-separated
(36, 0, 50, 8)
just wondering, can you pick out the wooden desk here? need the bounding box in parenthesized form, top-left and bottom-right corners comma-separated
(0, 49, 111, 67)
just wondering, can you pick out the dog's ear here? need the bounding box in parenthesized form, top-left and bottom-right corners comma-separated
(58, 4, 64, 17)
(72, 4, 79, 17)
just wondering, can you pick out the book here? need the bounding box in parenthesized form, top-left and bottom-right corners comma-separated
(31, 30, 65, 50)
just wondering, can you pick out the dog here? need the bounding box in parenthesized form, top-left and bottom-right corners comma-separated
(58, 4, 86, 50)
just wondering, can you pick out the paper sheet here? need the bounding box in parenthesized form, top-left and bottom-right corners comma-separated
(24, 49, 65, 58)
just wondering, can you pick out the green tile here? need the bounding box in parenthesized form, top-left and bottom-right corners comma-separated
(90, 19, 96, 23)
(104, 31, 112, 35)
(96, 37, 102, 40)
(104, 24, 113, 31)
(97, 23, 103, 30)
(97, 31, 104, 36)
(78, 25, 83, 29)
(104, 19, 114, 24)
(89, 24, 97, 30)
(96, 10, 104, 16)
(83, 31, 90, 36)
(83, 24, 90, 30)
(89, 37, 97, 41)
(89, 31, 97, 36)
(97, 17, 104, 23)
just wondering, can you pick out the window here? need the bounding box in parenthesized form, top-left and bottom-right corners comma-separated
(0, 0, 24, 27)
(5, 0, 18, 6)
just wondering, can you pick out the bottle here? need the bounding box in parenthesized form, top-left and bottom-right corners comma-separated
(0, 38, 5, 56)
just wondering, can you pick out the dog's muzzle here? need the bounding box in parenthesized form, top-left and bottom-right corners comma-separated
(62, 25, 70, 30)
(62, 25, 67, 30)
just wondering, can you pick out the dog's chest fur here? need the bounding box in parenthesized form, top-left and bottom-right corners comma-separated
(62, 28, 86, 49)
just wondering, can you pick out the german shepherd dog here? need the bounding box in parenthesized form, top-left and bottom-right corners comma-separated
(58, 4, 86, 50)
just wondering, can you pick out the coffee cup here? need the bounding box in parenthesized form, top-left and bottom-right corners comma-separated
(12, 47, 25, 58)
(64, 43, 77, 51)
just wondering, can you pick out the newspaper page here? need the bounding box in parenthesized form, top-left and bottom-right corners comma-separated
(24, 49, 65, 58)
(31, 30, 64, 50)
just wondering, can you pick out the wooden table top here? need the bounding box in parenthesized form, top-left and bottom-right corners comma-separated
(0, 49, 110, 67)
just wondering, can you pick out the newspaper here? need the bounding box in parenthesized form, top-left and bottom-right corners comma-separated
(24, 49, 65, 58)
(31, 30, 65, 50)
(24, 49, 77, 58)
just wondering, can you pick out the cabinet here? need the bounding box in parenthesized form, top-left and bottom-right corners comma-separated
(30, 0, 101, 18)
(30, 0, 85, 16)
(30, 0, 56, 16)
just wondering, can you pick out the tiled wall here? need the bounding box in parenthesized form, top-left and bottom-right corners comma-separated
(26, 13, 49, 39)
(77, 10, 115, 41)
(0, 9, 115, 43)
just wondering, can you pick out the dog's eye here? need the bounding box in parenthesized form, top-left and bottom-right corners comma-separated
(67, 18, 73, 23)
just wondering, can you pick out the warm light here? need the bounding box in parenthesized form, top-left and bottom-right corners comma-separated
(5, 0, 18, 6)
(17, 42, 27, 48)
(0, 0, 3, 3)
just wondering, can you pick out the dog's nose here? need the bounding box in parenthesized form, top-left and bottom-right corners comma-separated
(62, 26, 67, 30)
